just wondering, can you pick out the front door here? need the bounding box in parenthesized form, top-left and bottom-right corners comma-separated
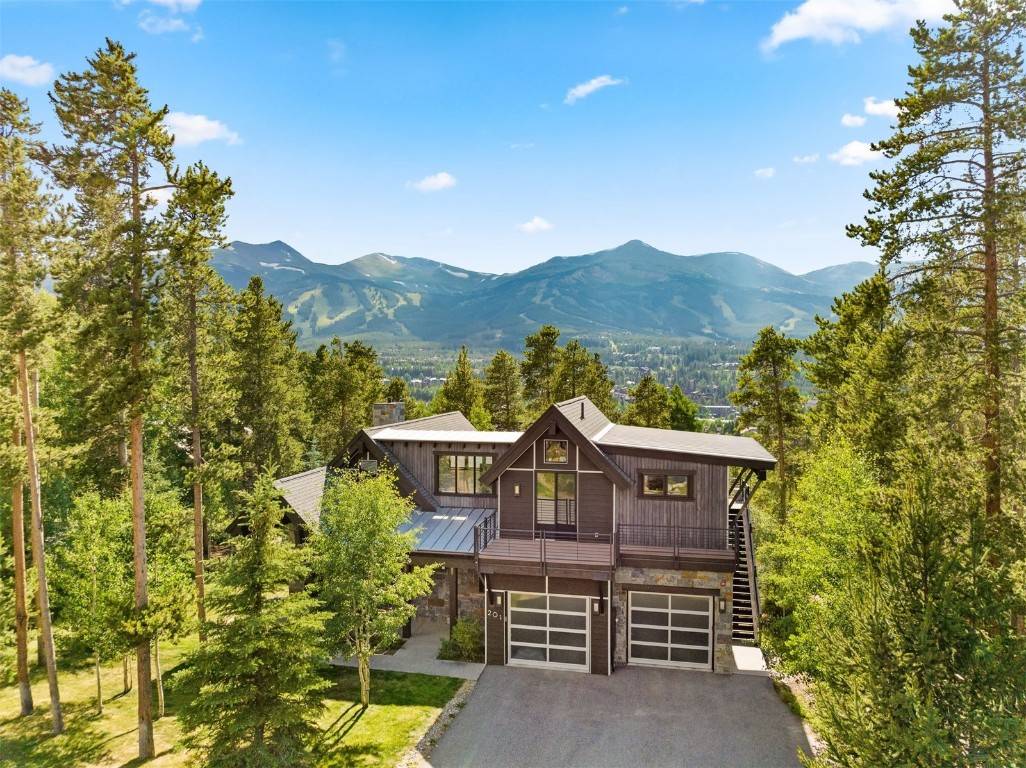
(627, 591, 713, 670)
(535, 471, 577, 533)
(507, 591, 590, 671)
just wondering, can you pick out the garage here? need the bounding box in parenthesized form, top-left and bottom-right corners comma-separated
(507, 591, 590, 671)
(627, 591, 713, 670)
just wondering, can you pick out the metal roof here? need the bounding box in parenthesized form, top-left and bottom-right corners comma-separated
(555, 395, 612, 439)
(399, 507, 493, 555)
(274, 466, 327, 527)
(366, 410, 473, 435)
(372, 428, 522, 443)
(597, 424, 776, 468)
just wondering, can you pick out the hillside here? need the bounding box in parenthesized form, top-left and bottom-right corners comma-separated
(211, 240, 876, 347)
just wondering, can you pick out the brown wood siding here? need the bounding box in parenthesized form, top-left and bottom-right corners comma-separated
(489, 574, 546, 592)
(608, 452, 727, 530)
(383, 440, 499, 509)
(486, 592, 505, 665)
(511, 448, 533, 469)
(533, 425, 578, 470)
(578, 473, 614, 534)
(548, 577, 603, 597)
(590, 604, 608, 675)
(499, 472, 534, 530)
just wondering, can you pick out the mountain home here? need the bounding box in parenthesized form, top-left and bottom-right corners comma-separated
(276, 396, 773, 675)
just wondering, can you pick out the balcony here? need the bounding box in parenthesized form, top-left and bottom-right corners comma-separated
(473, 515, 740, 575)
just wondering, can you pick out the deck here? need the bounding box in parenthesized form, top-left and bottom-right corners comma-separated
(478, 536, 614, 568)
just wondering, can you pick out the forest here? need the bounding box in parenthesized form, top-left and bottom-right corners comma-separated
(3, 1, 1026, 766)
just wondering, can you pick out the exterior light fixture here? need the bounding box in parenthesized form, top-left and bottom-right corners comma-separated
(719, 597, 727, 613)
(513, 482, 521, 497)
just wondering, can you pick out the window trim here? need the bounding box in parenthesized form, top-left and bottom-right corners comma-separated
(434, 451, 497, 497)
(636, 470, 695, 501)
(542, 438, 569, 464)
(535, 470, 577, 528)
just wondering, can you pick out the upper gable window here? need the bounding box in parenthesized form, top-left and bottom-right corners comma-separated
(543, 439, 569, 464)
(437, 453, 494, 496)
(640, 472, 693, 500)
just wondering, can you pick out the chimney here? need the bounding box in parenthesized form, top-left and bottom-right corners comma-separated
(580, 401, 585, 420)
(372, 402, 406, 426)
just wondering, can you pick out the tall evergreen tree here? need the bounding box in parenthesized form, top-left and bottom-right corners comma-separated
(521, 324, 561, 415)
(624, 373, 670, 428)
(552, 340, 618, 417)
(668, 384, 700, 432)
(176, 472, 328, 767)
(160, 161, 237, 635)
(434, 345, 490, 428)
(307, 338, 383, 458)
(0, 88, 62, 732)
(484, 349, 524, 430)
(231, 276, 310, 485)
(50, 40, 176, 753)
(730, 327, 803, 522)
(850, 0, 1026, 521)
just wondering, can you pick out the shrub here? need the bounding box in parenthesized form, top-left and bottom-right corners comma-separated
(438, 617, 484, 662)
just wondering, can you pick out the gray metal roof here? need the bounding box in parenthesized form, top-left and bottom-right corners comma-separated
(274, 466, 327, 527)
(597, 424, 776, 468)
(555, 396, 612, 439)
(399, 507, 493, 555)
(366, 410, 473, 435)
(372, 428, 521, 443)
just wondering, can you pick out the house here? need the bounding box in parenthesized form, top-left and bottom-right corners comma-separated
(275, 395, 774, 675)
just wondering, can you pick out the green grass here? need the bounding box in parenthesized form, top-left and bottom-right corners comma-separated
(0, 636, 463, 768)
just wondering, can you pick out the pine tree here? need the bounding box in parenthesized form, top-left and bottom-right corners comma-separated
(521, 324, 561, 415)
(307, 338, 383, 458)
(383, 375, 425, 420)
(434, 345, 490, 428)
(160, 161, 237, 636)
(176, 472, 329, 767)
(552, 340, 618, 417)
(484, 349, 524, 430)
(231, 276, 310, 485)
(624, 373, 670, 428)
(849, 0, 1026, 522)
(312, 469, 436, 707)
(50, 40, 176, 754)
(0, 88, 62, 732)
(668, 384, 700, 432)
(730, 327, 803, 522)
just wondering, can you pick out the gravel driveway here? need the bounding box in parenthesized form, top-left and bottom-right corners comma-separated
(429, 665, 811, 768)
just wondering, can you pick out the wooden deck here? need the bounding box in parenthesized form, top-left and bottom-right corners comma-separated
(479, 537, 613, 568)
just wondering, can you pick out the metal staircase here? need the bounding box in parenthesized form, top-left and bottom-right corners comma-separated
(727, 470, 761, 643)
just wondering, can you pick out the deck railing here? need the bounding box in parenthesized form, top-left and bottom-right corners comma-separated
(474, 520, 614, 568)
(617, 523, 731, 556)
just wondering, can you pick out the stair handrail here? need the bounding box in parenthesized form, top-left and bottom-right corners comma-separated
(740, 490, 760, 640)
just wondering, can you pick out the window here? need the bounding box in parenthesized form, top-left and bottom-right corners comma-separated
(436, 454, 494, 495)
(536, 471, 576, 527)
(640, 472, 693, 500)
(543, 439, 568, 464)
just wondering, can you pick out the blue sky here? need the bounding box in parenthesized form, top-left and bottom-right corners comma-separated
(1, 1, 952, 274)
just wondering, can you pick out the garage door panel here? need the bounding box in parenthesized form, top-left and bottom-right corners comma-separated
(549, 595, 587, 613)
(510, 627, 546, 644)
(549, 630, 587, 648)
(508, 591, 590, 671)
(628, 591, 712, 670)
(550, 612, 587, 630)
(511, 645, 546, 662)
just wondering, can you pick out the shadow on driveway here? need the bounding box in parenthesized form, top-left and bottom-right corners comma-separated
(429, 665, 811, 768)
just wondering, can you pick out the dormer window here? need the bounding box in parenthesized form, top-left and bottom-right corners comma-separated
(543, 439, 568, 464)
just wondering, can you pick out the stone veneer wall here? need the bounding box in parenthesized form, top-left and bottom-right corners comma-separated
(415, 566, 484, 629)
(613, 567, 735, 674)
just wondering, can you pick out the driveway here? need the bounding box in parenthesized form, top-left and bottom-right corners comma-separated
(429, 665, 812, 768)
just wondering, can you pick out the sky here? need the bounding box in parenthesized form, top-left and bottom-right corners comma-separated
(1, 0, 954, 275)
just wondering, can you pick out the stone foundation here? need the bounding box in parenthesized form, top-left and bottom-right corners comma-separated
(414, 565, 484, 631)
(613, 566, 735, 674)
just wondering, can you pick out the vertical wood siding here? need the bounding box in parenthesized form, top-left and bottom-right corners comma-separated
(606, 452, 727, 531)
(381, 440, 500, 509)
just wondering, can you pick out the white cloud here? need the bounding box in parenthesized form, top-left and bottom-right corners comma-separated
(139, 11, 189, 33)
(615, 5, 629, 14)
(408, 172, 457, 192)
(147, 0, 202, 11)
(564, 75, 626, 105)
(327, 39, 346, 63)
(830, 140, 881, 166)
(763, 0, 954, 52)
(165, 112, 240, 146)
(0, 54, 54, 86)
(145, 187, 175, 206)
(518, 216, 553, 234)
(754, 167, 776, 179)
(864, 96, 900, 118)
(841, 113, 867, 127)
(792, 153, 820, 164)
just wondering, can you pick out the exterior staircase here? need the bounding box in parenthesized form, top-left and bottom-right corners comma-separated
(728, 471, 761, 644)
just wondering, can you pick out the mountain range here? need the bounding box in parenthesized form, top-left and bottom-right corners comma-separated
(210, 240, 877, 347)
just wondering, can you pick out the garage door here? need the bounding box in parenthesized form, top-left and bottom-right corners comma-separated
(628, 591, 713, 670)
(507, 591, 590, 671)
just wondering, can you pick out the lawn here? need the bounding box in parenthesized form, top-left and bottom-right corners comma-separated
(0, 636, 463, 768)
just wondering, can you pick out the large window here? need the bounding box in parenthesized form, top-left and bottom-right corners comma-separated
(639, 471, 693, 500)
(536, 471, 576, 527)
(436, 454, 494, 495)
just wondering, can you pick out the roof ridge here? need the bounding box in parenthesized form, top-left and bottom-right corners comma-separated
(274, 465, 327, 483)
(368, 410, 475, 431)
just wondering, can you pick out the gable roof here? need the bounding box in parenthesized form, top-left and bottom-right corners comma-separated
(554, 395, 612, 440)
(334, 430, 439, 511)
(366, 410, 473, 435)
(274, 466, 327, 527)
(478, 403, 632, 489)
(597, 423, 776, 470)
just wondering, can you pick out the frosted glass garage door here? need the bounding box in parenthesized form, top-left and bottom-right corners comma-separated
(507, 592, 589, 672)
(628, 591, 712, 670)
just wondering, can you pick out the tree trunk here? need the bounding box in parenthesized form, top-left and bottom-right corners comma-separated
(154, 636, 164, 719)
(123, 654, 132, 693)
(131, 413, 155, 757)
(18, 351, 62, 734)
(95, 655, 103, 715)
(10, 379, 33, 716)
(358, 655, 371, 707)
(188, 289, 207, 638)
